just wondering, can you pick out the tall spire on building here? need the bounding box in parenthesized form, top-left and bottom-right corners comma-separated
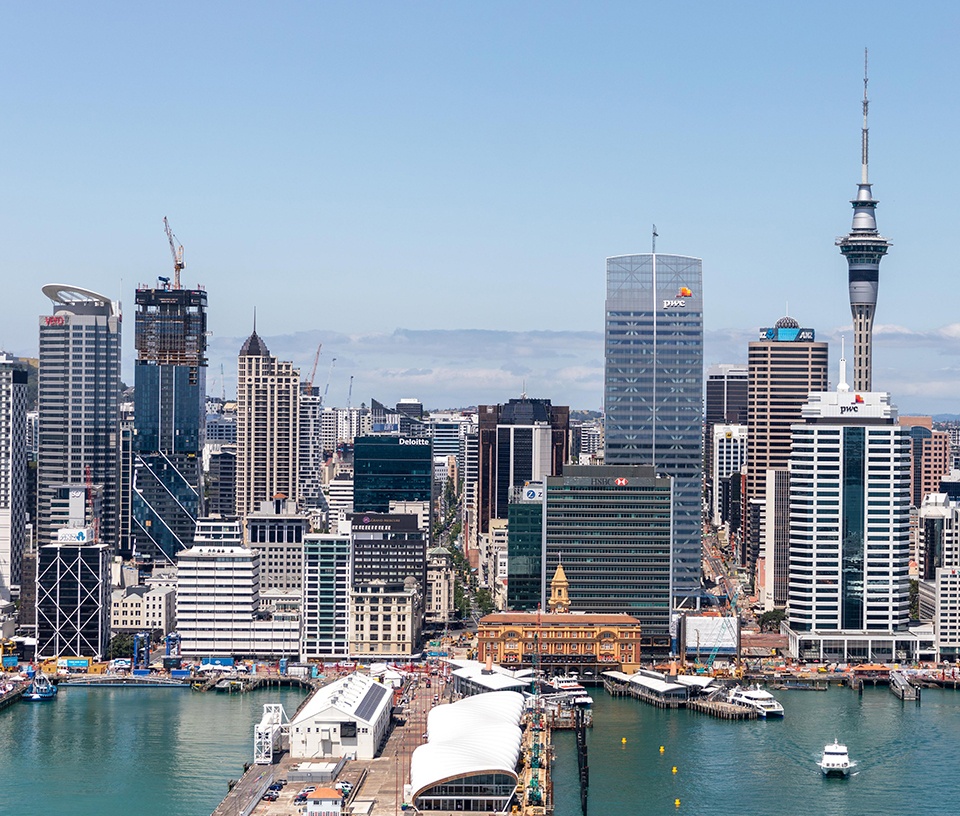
(836, 48, 891, 393)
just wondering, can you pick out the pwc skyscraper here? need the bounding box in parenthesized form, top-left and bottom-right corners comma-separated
(836, 52, 891, 393)
(604, 252, 704, 598)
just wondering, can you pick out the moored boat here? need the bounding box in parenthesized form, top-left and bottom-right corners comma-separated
(726, 684, 784, 717)
(23, 672, 58, 702)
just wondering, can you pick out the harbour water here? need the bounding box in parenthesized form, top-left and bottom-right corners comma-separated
(553, 685, 960, 816)
(4, 681, 959, 815)
(0, 685, 306, 816)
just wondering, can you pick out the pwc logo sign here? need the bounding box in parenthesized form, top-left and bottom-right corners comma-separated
(663, 286, 693, 309)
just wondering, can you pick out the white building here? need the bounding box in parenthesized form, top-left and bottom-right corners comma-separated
(289, 672, 393, 760)
(111, 585, 177, 633)
(0, 353, 27, 603)
(785, 369, 915, 662)
(176, 534, 299, 659)
(711, 424, 747, 526)
(326, 475, 354, 534)
(426, 547, 456, 625)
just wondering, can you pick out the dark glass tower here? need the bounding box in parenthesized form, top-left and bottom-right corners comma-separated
(132, 284, 207, 564)
(604, 253, 703, 598)
(352, 436, 433, 514)
(836, 53, 891, 393)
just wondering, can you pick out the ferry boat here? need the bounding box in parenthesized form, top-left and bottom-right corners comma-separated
(23, 672, 58, 702)
(726, 684, 784, 718)
(818, 739, 854, 777)
(548, 674, 587, 694)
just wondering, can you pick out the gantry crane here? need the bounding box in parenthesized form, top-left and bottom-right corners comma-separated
(163, 217, 185, 290)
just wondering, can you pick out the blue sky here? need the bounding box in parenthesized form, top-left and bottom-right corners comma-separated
(3, 3, 960, 411)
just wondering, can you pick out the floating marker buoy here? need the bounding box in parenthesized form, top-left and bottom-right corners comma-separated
(621, 737, 627, 744)
(659, 745, 665, 753)
(675, 799, 681, 808)
(672, 766, 678, 774)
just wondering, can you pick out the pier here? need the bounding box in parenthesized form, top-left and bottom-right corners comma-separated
(688, 697, 757, 720)
(0, 682, 25, 711)
(889, 670, 920, 702)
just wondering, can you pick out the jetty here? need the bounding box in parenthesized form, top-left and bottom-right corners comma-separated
(889, 670, 919, 702)
(0, 681, 26, 710)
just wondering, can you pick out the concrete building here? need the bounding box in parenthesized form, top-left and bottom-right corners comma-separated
(786, 370, 914, 662)
(235, 329, 300, 521)
(326, 474, 354, 533)
(426, 546, 456, 625)
(176, 518, 299, 658)
(0, 353, 27, 602)
(349, 578, 421, 659)
(37, 285, 121, 550)
(603, 254, 703, 599)
(289, 671, 392, 760)
(348, 512, 427, 600)
(299, 391, 326, 512)
(711, 424, 747, 527)
(705, 364, 748, 510)
(245, 497, 309, 595)
(301, 532, 351, 660)
(477, 398, 568, 536)
(543, 465, 673, 650)
(131, 283, 208, 565)
(900, 417, 952, 508)
(110, 584, 176, 633)
(746, 317, 829, 572)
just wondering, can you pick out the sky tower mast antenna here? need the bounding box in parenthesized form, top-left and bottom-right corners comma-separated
(862, 47, 869, 185)
(652, 224, 658, 254)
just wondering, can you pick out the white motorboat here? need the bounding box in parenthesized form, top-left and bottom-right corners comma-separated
(727, 684, 785, 718)
(818, 739, 854, 777)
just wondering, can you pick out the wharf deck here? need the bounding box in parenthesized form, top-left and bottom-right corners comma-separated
(688, 699, 757, 720)
(0, 682, 25, 711)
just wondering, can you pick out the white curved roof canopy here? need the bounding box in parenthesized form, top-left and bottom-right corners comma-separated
(411, 691, 525, 801)
(42, 283, 118, 315)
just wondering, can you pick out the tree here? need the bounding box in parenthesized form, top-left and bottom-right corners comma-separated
(475, 588, 495, 617)
(757, 608, 786, 632)
(107, 632, 136, 660)
(909, 579, 919, 620)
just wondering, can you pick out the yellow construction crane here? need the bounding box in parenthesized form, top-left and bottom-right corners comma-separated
(304, 344, 322, 394)
(163, 216, 185, 290)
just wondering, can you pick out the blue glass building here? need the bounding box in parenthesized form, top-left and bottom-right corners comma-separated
(604, 254, 703, 599)
(132, 285, 207, 564)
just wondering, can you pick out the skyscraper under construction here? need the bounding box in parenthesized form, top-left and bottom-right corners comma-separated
(132, 280, 208, 564)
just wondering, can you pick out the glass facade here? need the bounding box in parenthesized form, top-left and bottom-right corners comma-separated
(353, 436, 433, 514)
(507, 497, 543, 611)
(132, 286, 207, 564)
(604, 254, 703, 596)
(543, 465, 672, 644)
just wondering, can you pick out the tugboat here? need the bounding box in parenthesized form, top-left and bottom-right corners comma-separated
(23, 672, 58, 702)
(818, 739, 854, 777)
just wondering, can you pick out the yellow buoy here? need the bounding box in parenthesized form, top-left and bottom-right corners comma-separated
(621, 737, 627, 744)
(672, 766, 678, 774)
(659, 745, 665, 753)
(675, 799, 681, 808)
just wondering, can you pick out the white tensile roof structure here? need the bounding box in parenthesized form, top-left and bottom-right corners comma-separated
(409, 691, 524, 801)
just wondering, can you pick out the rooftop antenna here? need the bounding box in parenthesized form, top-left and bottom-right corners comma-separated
(652, 224, 658, 254)
(220, 363, 225, 401)
(838, 336, 850, 393)
(862, 47, 869, 185)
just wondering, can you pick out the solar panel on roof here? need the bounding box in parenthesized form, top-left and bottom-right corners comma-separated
(355, 683, 389, 722)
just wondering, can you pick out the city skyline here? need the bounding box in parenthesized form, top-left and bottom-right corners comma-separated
(4, 4, 960, 413)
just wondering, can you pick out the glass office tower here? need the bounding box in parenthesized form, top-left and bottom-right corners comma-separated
(353, 436, 433, 514)
(604, 254, 703, 598)
(132, 284, 208, 564)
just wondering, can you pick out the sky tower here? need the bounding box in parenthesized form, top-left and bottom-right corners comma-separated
(836, 49, 891, 393)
